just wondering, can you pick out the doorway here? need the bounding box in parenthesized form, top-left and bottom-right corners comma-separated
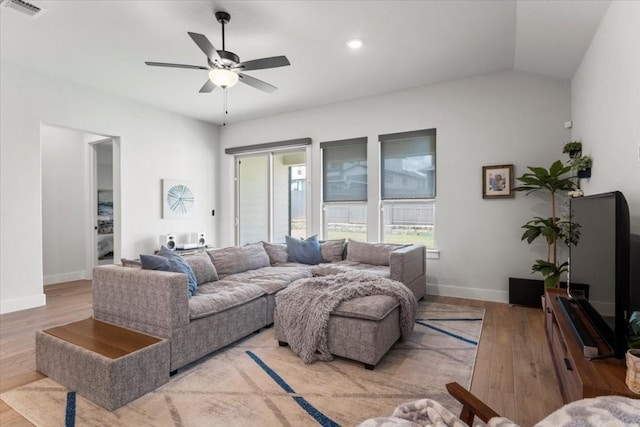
(93, 140, 115, 266)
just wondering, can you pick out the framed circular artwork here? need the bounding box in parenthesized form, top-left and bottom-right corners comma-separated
(162, 179, 196, 218)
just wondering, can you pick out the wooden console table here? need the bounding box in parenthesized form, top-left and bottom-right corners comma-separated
(545, 288, 637, 402)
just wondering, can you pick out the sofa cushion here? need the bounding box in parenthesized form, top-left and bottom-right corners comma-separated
(312, 261, 391, 278)
(183, 251, 219, 284)
(189, 281, 265, 320)
(286, 235, 323, 265)
(346, 240, 405, 266)
(157, 246, 198, 297)
(332, 295, 400, 321)
(224, 266, 312, 294)
(320, 239, 346, 262)
(207, 243, 270, 277)
(140, 250, 198, 298)
(262, 242, 288, 265)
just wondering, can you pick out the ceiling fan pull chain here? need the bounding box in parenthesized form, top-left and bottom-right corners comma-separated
(223, 88, 228, 126)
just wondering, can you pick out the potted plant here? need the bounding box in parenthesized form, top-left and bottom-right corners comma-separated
(626, 311, 640, 393)
(570, 155, 593, 178)
(562, 141, 582, 158)
(514, 160, 578, 288)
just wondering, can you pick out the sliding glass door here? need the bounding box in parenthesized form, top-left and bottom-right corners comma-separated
(236, 148, 307, 244)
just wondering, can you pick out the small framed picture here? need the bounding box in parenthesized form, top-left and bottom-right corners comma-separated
(482, 164, 514, 199)
(162, 179, 196, 218)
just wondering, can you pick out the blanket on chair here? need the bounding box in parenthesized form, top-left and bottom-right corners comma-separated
(275, 270, 417, 364)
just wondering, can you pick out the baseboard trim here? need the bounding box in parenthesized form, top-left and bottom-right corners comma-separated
(43, 270, 88, 285)
(0, 293, 46, 314)
(427, 282, 508, 303)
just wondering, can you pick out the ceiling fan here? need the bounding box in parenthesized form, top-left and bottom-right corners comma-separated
(145, 11, 290, 94)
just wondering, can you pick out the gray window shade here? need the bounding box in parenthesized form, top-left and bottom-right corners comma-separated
(380, 129, 436, 199)
(322, 138, 367, 202)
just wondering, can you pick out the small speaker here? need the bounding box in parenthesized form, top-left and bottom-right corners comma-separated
(190, 232, 206, 247)
(159, 234, 176, 250)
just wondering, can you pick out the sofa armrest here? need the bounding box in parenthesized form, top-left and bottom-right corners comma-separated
(390, 244, 426, 291)
(92, 265, 190, 337)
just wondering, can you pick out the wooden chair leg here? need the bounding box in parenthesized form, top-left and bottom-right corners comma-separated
(445, 382, 500, 425)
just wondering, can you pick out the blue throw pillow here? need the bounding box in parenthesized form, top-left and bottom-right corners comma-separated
(140, 254, 171, 271)
(286, 235, 323, 265)
(156, 246, 198, 298)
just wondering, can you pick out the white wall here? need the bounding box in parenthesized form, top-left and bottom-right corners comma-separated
(219, 70, 572, 302)
(571, 0, 640, 232)
(0, 61, 219, 314)
(41, 125, 89, 284)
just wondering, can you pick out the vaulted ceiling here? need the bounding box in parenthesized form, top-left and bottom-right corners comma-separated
(0, 0, 610, 125)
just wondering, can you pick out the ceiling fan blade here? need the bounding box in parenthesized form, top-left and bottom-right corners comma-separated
(199, 79, 216, 93)
(234, 56, 290, 71)
(187, 32, 222, 64)
(145, 61, 209, 70)
(238, 73, 277, 93)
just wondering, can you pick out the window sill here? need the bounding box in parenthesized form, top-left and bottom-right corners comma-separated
(427, 250, 440, 260)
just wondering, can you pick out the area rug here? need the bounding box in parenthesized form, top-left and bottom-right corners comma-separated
(1, 302, 484, 427)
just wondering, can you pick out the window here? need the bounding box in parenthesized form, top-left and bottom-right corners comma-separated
(321, 137, 367, 241)
(380, 129, 436, 249)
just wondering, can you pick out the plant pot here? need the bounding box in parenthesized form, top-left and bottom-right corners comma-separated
(544, 275, 560, 288)
(577, 168, 591, 178)
(569, 149, 582, 159)
(626, 349, 640, 394)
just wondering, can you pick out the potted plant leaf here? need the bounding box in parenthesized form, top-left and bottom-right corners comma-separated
(570, 155, 593, 179)
(562, 141, 582, 159)
(626, 311, 640, 393)
(514, 160, 578, 288)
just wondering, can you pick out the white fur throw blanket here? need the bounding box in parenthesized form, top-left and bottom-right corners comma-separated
(275, 271, 417, 364)
(357, 395, 640, 427)
(357, 399, 467, 427)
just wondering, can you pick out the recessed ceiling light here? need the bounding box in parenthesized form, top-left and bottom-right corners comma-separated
(347, 39, 363, 49)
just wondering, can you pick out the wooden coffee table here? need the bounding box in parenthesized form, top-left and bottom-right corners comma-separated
(36, 318, 170, 410)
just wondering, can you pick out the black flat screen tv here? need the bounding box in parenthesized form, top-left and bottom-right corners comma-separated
(569, 191, 638, 358)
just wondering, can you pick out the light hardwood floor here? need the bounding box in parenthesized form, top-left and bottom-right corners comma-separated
(0, 281, 563, 426)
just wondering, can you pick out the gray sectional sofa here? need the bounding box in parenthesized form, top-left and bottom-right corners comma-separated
(92, 239, 426, 372)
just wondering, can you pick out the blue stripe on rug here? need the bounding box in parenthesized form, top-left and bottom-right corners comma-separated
(293, 396, 340, 427)
(246, 351, 340, 427)
(415, 320, 478, 346)
(246, 350, 295, 393)
(65, 391, 76, 427)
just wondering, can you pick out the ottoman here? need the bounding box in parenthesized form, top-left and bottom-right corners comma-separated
(276, 294, 401, 369)
(36, 318, 170, 410)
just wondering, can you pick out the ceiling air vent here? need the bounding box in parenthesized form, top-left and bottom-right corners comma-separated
(1, 0, 46, 18)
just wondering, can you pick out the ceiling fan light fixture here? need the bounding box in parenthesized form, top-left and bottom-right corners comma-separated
(208, 68, 239, 88)
(347, 39, 363, 49)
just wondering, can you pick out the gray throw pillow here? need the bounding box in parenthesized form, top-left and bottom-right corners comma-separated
(183, 251, 219, 284)
(319, 239, 346, 262)
(121, 258, 142, 268)
(262, 241, 288, 265)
